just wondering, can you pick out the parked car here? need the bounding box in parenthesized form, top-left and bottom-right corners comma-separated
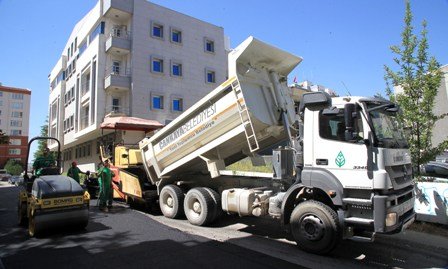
(0, 169, 11, 182)
(421, 161, 448, 179)
(8, 176, 23, 186)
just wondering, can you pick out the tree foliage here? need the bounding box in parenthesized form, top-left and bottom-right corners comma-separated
(0, 129, 9, 145)
(384, 1, 446, 174)
(33, 120, 50, 160)
(4, 159, 24, 176)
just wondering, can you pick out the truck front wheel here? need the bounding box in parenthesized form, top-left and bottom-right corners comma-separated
(290, 200, 341, 254)
(160, 185, 184, 219)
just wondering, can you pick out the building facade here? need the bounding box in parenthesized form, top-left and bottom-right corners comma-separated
(0, 85, 31, 168)
(394, 65, 448, 148)
(48, 0, 228, 171)
(432, 64, 448, 147)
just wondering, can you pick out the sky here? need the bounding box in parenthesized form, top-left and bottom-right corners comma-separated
(0, 0, 447, 158)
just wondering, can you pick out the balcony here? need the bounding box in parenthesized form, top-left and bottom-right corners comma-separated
(104, 67, 131, 93)
(105, 105, 129, 117)
(105, 29, 131, 55)
(103, 0, 133, 18)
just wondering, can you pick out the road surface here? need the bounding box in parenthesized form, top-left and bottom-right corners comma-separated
(0, 182, 447, 268)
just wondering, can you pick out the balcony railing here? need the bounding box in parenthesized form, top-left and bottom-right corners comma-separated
(110, 28, 131, 40)
(105, 67, 131, 77)
(105, 105, 129, 116)
(105, 29, 131, 54)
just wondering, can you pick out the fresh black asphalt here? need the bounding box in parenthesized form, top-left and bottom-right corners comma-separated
(0, 185, 304, 269)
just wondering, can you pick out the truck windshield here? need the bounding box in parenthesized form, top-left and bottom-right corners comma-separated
(366, 102, 409, 149)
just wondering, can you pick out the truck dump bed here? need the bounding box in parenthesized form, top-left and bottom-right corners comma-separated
(140, 37, 301, 184)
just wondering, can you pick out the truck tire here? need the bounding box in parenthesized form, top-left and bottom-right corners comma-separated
(203, 187, 222, 223)
(184, 188, 215, 226)
(159, 185, 184, 219)
(18, 201, 27, 226)
(290, 200, 341, 254)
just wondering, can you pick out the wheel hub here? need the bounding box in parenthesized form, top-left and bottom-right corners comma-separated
(300, 215, 325, 241)
(166, 197, 173, 207)
(192, 201, 201, 213)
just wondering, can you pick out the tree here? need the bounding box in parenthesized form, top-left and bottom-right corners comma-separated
(33, 120, 50, 160)
(4, 159, 24, 176)
(384, 0, 446, 175)
(0, 129, 9, 145)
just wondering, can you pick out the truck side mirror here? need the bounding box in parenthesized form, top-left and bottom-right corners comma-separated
(299, 92, 332, 113)
(344, 103, 356, 141)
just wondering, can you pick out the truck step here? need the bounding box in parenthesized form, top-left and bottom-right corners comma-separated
(343, 197, 372, 206)
(344, 217, 374, 225)
(349, 234, 375, 242)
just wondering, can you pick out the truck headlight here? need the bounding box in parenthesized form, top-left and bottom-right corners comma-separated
(386, 212, 397, 227)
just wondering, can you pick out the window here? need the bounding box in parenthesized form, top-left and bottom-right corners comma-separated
(171, 62, 182, 77)
(9, 139, 21, 145)
(205, 38, 215, 53)
(10, 130, 21, 136)
(319, 109, 363, 142)
(0, 91, 3, 96)
(112, 61, 120, 75)
(151, 22, 164, 39)
(171, 29, 182, 43)
(206, 69, 216, 83)
(172, 98, 183, 112)
(11, 111, 23, 118)
(152, 95, 164, 110)
(10, 120, 22, 127)
(112, 98, 120, 112)
(8, 149, 21, 155)
(79, 41, 87, 56)
(12, 93, 23, 100)
(70, 115, 74, 130)
(90, 21, 105, 42)
(152, 57, 164, 73)
(11, 102, 23, 109)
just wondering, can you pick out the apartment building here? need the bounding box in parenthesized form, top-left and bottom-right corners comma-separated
(432, 64, 448, 147)
(0, 84, 31, 168)
(48, 0, 228, 171)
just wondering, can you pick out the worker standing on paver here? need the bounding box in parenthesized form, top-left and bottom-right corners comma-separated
(67, 161, 86, 184)
(97, 159, 113, 212)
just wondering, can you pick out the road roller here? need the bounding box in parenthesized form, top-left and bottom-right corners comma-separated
(18, 137, 90, 237)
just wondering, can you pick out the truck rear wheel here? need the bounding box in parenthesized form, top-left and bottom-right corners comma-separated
(290, 200, 341, 254)
(160, 185, 184, 219)
(184, 188, 215, 226)
(203, 187, 222, 222)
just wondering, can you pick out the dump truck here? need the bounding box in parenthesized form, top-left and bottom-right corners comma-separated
(18, 137, 90, 237)
(110, 36, 415, 254)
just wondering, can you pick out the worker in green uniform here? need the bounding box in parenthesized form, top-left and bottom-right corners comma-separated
(67, 161, 86, 184)
(33, 147, 55, 176)
(97, 159, 114, 212)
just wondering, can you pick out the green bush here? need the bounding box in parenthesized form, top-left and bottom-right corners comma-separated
(4, 159, 24, 176)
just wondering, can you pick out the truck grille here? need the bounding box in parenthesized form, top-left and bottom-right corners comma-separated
(385, 163, 413, 190)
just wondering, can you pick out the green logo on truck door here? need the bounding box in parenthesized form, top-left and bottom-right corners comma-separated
(335, 151, 345, 167)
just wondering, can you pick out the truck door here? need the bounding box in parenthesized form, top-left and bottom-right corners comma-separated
(311, 107, 372, 190)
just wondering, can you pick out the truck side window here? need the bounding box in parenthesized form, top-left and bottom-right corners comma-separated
(319, 109, 363, 142)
